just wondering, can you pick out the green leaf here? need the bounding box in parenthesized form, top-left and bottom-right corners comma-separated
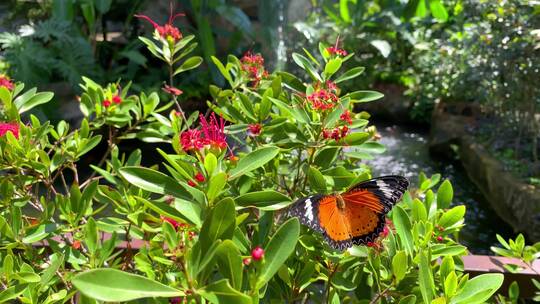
(235, 191, 292, 211)
(392, 206, 414, 255)
(207, 172, 227, 203)
(418, 250, 435, 304)
(428, 0, 449, 22)
(0, 284, 28, 302)
(215, 240, 243, 289)
(450, 274, 504, 304)
(308, 166, 327, 192)
(438, 205, 465, 228)
(199, 279, 251, 304)
(324, 58, 342, 78)
(256, 218, 300, 289)
(15, 91, 54, 113)
(211, 56, 232, 84)
(334, 132, 370, 146)
(437, 179, 453, 209)
(334, 66, 365, 83)
(22, 223, 56, 244)
(72, 268, 183, 301)
(292, 53, 322, 82)
(347, 90, 384, 103)
(432, 245, 467, 258)
(135, 196, 201, 227)
(204, 153, 218, 177)
(85, 217, 99, 254)
(119, 167, 191, 201)
(392, 250, 408, 283)
(398, 295, 416, 304)
(229, 147, 280, 180)
(339, 0, 351, 23)
(444, 271, 458, 298)
(174, 56, 203, 75)
(199, 198, 236, 252)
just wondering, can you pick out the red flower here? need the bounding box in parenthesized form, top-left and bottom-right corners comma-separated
(306, 88, 339, 111)
(102, 99, 112, 107)
(194, 172, 205, 182)
(112, 95, 122, 104)
(247, 123, 262, 137)
(340, 110, 353, 125)
(437, 236, 444, 243)
(135, 3, 184, 42)
(0, 75, 14, 90)
(251, 246, 264, 261)
(326, 46, 348, 57)
(240, 52, 268, 87)
(187, 180, 196, 187)
(180, 129, 205, 152)
(199, 113, 227, 151)
(161, 216, 180, 229)
(163, 84, 183, 96)
(0, 122, 19, 139)
(321, 126, 349, 141)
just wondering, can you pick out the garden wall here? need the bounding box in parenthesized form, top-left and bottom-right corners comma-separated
(429, 102, 540, 242)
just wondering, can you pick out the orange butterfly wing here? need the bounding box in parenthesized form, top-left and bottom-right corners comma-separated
(288, 176, 409, 251)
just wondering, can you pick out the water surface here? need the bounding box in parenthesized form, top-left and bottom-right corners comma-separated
(365, 124, 513, 254)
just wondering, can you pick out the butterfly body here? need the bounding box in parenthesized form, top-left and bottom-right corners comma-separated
(288, 176, 409, 251)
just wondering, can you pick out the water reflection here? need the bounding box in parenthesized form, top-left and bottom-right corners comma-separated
(365, 123, 513, 254)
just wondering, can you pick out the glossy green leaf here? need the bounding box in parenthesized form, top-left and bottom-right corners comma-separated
(334, 66, 365, 83)
(135, 196, 201, 227)
(308, 166, 327, 192)
(418, 250, 435, 303)
(199, 279, 251, 304)
(119, 166, 191, 200)
(438, 205, 465, 228)
(256, 218, 300, 289)
(437, 180, 453, 209)
(392, 205, 414, 255)
(207, 172, 227, 203)
(72, 268, 183, 301)
(199, 198, 236, 252)
(428, 0, 449, 22)
(229, 147, 280, 180)
(347, 90, 384, 103)
(15, 91, 54, 113)
(392, 250, 408, 283)
(324, 58, 342, 78)
(235, 191, 292, 211)
(450, 274, 504, 304)
(215, 240, 243, 289)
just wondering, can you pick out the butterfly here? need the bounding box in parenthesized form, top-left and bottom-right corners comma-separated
(288, 175, 409, 251)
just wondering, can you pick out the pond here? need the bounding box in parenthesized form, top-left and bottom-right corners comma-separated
(365, 123, 514, 254)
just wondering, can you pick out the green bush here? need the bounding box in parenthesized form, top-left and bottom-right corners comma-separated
(0, 17, 507, 303)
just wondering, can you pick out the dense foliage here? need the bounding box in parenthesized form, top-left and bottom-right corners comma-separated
(1, 1, 539, 303)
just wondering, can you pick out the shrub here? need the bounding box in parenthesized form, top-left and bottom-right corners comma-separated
(0, 24, 506, 303)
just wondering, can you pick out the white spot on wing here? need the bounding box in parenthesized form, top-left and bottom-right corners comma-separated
(304, 198, 314, 222)
(376, 180, 394, 198)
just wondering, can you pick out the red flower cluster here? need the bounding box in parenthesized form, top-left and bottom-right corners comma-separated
(240, 52, 269, 87)
(247, 123, 262, 137)
(0, 122, 19, 139)
(135, 4, 184, 42)
(306, 82, 340, 111)
(340, 110, 353, 125)
(0, 75, 14, 90)
(326, 46, 348, 57)
(163, 84, 183, 96)
(103, 94, 122, 108)
(180, 113, 227, 153)
(322, 126, 349, 141)
(367, 219, 394, 251)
